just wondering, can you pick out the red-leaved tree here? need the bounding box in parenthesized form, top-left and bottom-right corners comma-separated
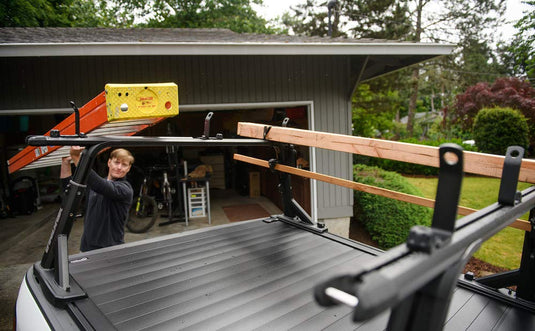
(450, 77, 535, 131)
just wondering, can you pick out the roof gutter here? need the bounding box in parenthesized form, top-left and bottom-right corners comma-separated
(0, 42, 454, 57)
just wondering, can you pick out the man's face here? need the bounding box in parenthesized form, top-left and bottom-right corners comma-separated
(107, 157, 131, 180)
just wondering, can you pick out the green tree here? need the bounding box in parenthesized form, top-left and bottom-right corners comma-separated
(70, 0, 115, 27)
(0, 0, 125, 27)
(352, 83, 403, 138)
(345, 0, 411, 39)
(455, 36, 509, 90)
(281, 0, 343, 37)
(108, 0, 275, 33)
(1, 0, 275, 31)
(1, 0, 72, 26)
(506, 0, 535, 82)
(282, 1, 506, 137)
(404, 0, 506, 136)
(281, 0, 411, 38)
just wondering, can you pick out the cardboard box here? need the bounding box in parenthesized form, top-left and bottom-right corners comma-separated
(249, 171, 260, 197)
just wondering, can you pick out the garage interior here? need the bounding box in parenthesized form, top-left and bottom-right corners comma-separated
(1, 105, 312, 223)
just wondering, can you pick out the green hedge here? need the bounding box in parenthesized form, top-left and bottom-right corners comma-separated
(473, 107, 529, 155)
(353, 164, 432, 249)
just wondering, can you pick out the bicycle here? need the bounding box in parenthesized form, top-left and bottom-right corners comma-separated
(126, 165, 182, 233)
(126, 167, 159, 233)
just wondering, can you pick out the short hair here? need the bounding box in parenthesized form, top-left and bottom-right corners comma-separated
(110, 148, 134, 165)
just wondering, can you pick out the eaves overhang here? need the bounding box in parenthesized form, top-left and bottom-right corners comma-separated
(0, 42, 454, 57)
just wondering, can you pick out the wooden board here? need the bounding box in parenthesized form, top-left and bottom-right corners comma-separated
(237, 122, 535, 184)
(233, 153, 530, 232)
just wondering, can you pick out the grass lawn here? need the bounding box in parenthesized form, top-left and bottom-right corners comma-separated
(404, 176, 531, 270)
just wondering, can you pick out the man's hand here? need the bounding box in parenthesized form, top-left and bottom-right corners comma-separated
(70, 146, 84, 166)
(61, 156, 72, 165)
(60, 156, 72, 179)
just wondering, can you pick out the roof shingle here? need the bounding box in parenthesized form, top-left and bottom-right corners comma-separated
(0, 27, 390, 44)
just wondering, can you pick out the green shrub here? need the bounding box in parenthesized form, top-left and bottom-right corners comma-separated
(473, 107, 529, 155)
(353, 164, 432, 249)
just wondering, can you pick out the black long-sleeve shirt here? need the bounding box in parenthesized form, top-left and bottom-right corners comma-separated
(62, 170, 133, 252)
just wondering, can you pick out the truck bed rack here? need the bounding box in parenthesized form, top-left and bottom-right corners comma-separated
(18, 115, 535, 330)
(30, 217, 535, 330)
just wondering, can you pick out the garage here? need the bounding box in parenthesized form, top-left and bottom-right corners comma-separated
(0, 27, 453, 232)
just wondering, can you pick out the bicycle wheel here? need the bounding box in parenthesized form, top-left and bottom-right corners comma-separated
(126, 195, 158, 233)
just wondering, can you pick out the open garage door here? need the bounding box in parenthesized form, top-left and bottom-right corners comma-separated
(147, 105, 312, 217)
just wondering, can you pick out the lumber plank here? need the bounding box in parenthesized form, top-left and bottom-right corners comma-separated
(233, 153, 531, 232)
(237, 122, 535, 184)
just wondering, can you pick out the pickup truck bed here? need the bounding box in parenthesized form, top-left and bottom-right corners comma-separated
(24, 217, 535, 330)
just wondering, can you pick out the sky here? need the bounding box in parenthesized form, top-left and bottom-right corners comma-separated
(253, 0, 530, 41)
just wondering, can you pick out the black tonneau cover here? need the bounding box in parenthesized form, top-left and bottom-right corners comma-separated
(23, 124, 535, 330)
(60, 218, 534, 330)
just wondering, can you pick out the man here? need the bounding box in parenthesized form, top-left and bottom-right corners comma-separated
(61, 146, 134, 252)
